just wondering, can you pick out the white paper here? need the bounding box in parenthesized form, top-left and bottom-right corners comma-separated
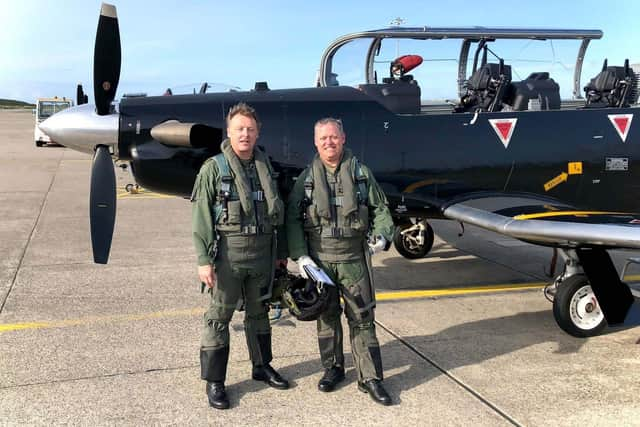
(303, 264, 335, 286)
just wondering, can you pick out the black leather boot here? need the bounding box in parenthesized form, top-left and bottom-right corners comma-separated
(252, 364, 289, 389)
(357, 379, 392, 406)
(206, 381, 230, 410)
(318, 366, 345, 392)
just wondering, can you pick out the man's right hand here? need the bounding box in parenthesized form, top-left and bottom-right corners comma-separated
(198, 264, 216, 289)
(296, 255, 318, 279)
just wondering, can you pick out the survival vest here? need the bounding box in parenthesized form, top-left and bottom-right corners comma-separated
(301, 156, 370, 261)
(212, 153, 276, 235)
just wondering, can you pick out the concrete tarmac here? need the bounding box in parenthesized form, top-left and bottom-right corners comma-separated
(0, 110, 639, 426)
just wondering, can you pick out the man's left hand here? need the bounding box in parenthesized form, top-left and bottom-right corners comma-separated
(368, 235, 387, 255)
(275, 258, 288, 269)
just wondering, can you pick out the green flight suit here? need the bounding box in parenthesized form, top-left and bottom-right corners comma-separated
(192, 140, 287, 383)
(286, 149, 394, 382)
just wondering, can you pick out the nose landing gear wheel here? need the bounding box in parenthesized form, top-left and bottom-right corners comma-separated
(125, 183, 140, 194)
(393, 220, 434, 259)
(552, 274, 606, 337)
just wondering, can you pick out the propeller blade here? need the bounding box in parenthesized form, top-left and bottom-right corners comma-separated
(94, 3, 121, 115)
(90, 145, 117, 264)
(76, 84, 86, 106)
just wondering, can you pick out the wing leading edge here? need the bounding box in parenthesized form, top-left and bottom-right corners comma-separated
(443, 204, 640, 249)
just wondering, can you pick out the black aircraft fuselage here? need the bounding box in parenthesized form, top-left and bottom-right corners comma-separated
(119, 85, 640, 218)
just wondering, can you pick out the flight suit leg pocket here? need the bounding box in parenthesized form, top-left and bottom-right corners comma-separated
(202, 304, 235, 349)
(340, 262, 373, 317)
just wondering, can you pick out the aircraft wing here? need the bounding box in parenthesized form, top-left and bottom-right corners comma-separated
(443, 203, 640, 250)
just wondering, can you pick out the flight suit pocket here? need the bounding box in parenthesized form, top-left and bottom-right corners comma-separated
(304, 204, 322, 228)
(226, 200, 242, 224)
(350, 205, 369, 232)
(341, 262, 365, 286)
(217, 200, 242, 231)
(340, 262, 373, 316)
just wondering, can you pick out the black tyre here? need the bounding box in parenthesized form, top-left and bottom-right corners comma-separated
(393, 221, 434, 259)
(125, 183, 134, 193)
(36, 140, 44, 147)
(552, 274, 607, 338)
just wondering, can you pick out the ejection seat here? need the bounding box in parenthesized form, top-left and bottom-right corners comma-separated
(358, 55, 422, 114)
(584, 59, 637, 108)
(507, 72, 561, 110)
(455, 61, 512, 113)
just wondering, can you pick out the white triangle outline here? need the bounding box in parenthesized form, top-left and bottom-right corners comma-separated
(608, 114, 633, 142)
(489, 118, 518, 148)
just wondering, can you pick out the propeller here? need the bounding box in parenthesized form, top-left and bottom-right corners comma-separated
(89, 3, 121, 264)
(94, 3, 121, 115)
(90, 145, 117, 264)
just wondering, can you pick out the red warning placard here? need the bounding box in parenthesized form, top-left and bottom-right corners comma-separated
(489, 118, 518, 148)
(608, 114, 633, 142)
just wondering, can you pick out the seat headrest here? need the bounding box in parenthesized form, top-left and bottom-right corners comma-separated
(525, 72, 549, 81)
(391, 55, 423, 77)
(468, 63, 512, 90)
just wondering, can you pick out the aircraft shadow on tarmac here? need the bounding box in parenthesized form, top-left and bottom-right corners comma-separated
(373, 252, 539, 291)
(228, 310, 587, 404)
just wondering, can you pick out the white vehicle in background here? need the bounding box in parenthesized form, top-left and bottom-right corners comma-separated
(34, 97, 73, 147)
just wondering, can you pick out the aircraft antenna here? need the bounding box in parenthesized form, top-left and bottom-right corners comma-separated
(389, 17, 406, 58)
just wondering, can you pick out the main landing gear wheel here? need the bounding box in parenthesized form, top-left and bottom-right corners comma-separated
(552, 274, 607, 338)
(393, 220, 434, 259)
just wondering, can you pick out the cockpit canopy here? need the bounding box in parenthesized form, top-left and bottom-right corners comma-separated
(318, 26, 605, 106)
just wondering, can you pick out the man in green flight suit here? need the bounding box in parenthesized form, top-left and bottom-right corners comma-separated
(192, 102, 289, 410)
(286, 117, 395, 405)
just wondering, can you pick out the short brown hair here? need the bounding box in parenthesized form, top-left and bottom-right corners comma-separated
(226, 102, 261, 130)
(314, 117, 344, 136)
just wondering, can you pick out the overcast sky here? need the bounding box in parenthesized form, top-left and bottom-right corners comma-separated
(2, 0, 639, 103)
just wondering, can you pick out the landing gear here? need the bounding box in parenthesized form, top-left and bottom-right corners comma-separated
(551, 274, 606, 337)
(118, 162, 140, 194)
(36, 140, 44, 147)
(125, 183, 140, 193)
(545, 249, 608, 338)
(393, 219, 434, 259)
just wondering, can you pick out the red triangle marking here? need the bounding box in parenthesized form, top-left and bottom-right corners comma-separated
(614, 117, 629, 134)
(495, 122, 512, 141)
(608, 114, 633, 142)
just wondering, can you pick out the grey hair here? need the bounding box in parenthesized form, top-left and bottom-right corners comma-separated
(314, 117, 344, 136)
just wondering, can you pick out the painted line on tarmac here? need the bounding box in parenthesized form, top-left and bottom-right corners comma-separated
(3, 275, 639, 334)
(376, 282, 546, 301)
(377, 273, 640, 302)
(117, 190, 176, 199)
(0, 308, 202, 333)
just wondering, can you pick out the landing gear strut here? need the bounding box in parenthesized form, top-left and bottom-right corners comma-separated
(393, 219, 434, 259)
